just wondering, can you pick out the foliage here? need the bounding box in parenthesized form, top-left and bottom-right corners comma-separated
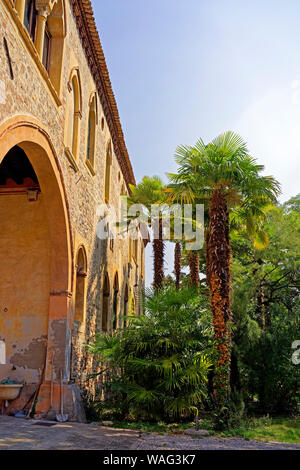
(125, 175, 167, 288)
(167, 131, 280, 416)
(231, 195, 300, 414)
(87, 287, 213, 422)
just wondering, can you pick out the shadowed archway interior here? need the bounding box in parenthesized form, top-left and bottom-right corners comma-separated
(0, 145, 49, 383)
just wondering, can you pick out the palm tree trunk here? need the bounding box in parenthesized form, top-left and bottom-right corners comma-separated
(174, 242, 181, 290)
(205, 229, 211, 290)
(189, 251, 200, 288)
(153, 217, 165, 288)
(206, 189, 232, 410)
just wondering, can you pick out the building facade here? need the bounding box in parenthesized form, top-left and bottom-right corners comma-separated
(0, 0, 145, 420)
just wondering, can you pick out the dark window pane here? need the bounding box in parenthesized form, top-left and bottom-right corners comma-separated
(24, 0, 37, 41)
(42, 24, 51, 72)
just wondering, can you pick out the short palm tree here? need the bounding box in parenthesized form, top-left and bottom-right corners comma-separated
(168, 131, 280, 411)
(127, 176, 166, 289)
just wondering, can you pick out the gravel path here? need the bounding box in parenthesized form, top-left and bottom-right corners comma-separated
(137, 433, 300, 450)
(0, 416, 299, 450)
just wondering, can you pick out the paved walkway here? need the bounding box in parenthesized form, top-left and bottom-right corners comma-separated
(0, 416, 299, 450)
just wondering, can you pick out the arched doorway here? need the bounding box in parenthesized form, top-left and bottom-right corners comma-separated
(0, 117, 72, 392)
(102, 273, 110, 332)
(71, 246, 87, 382)
(0, 145, 49, 383)
(74, 247, 87, 324)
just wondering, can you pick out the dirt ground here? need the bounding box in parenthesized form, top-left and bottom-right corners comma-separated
(0, 416, 299, 450)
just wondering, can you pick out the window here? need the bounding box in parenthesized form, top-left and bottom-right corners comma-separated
(65, 68, 82, 163)
(71, 76, 80, 157)
(42, 22, 51, 72)
(45, 0, 66, 95)
(102, 274, 110, 331)
(86, 94, 97, 171)
(123, 284, 129, 328)
(133, 239, 138, 264)
(129, 237, 132, 261)
(141, 244, 144, 274)
(16, 0, 66, 97)
(104, 142, 112, 203)
(112, 274, 119, 330)
(74, 247, 87, 323)
(24, 0, 38, 41)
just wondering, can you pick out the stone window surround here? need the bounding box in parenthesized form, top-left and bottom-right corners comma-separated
(5, 0, 136, 192)
(74, 245, 88, 325)
(85, 91, 98, 176)
(64, 66, 82, 171)
(4, 0, 65, 105)
(104, 141, 112, 203)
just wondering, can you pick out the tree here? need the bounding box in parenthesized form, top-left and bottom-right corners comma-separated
(87, 287, 213, 421)
(127, 176, 166, 289)
(174, 241, 182, 290)
(168, 131, 280, 414)
(189, 251, 200, 289)
(231, 195, 300, 413)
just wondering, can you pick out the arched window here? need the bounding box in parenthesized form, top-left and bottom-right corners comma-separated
(112, 273, 119, 330)
(74, 247, 87, 323)
(141, 244, 144, 275)
(123, 284, 129, 328)
(42, 20, 51, 72)
(133, 239, 138, 264)
(86, 93, 97, 173)
(104, 142, 112, 203)
(102, 273, 110, 332)
(46, 0, 66, 94)
(20, 1, 66, 95)
(129, 237, 133, 263)
(65, 68, 82, 165)
(121, 182, 126, 196)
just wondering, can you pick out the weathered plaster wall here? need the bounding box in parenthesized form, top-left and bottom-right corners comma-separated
(0, 194, 50, 383)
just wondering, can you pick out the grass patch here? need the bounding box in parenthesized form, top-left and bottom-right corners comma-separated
(111, 421, 195, 434)
(107, 416, 300, 444)
(221, 417, 300, 444)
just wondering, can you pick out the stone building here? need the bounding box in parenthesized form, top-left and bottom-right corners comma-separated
(0, 0, 145, 420)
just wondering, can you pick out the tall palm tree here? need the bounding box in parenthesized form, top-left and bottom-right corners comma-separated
(127, 176, 166, 289)
(174, 241, 182, 290)
(189, 251, 200, 288)
(168, 131, 280, 411)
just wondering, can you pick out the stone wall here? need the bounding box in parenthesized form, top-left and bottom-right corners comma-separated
(0, 0, 145, 413)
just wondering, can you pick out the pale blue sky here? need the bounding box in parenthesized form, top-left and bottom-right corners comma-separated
(92, 0, 300, 284)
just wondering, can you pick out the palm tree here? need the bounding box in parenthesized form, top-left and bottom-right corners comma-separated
(168, 131, 280, 411)
(189, 251, 200, 288)
(174, 241, 182, 290)
(127, 176, 166, 289)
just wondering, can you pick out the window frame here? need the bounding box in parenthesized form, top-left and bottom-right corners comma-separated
(24, 0, 38, 41)
(42, 22, 52, 73)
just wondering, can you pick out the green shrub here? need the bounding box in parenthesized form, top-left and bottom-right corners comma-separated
(86, 287, 213, 422)
(239, 313, 300, 415)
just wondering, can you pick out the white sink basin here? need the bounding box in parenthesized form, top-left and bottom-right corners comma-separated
(0, 384, 23, 401)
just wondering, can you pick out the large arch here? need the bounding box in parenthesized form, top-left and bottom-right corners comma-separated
(0, 116, 72, 385)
